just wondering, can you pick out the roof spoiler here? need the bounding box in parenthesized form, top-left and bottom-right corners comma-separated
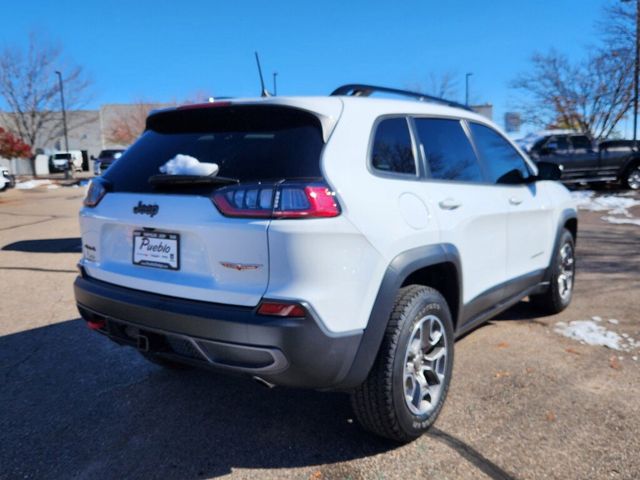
(331, 83, 472, 111)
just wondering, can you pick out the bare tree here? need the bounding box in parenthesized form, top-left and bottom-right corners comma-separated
(599, 1, 635, 52)
(0, 33, 92, 149)
(407, 71, 459, 100)
(426, 71, 459, 99)
(511, 1, 638, 140)
(512, 49, 633, 140)
(103, 102, 156, 146)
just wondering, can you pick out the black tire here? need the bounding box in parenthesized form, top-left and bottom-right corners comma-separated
(350, 285, 454, 443)
(140, 352, 192, 370)
(623, 162, 640, 190)
(529, 229, 575, 314)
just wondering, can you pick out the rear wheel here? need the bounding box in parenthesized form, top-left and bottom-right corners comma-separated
(530, 229, 575, 314)
(351, 285, 454, 443)
(624, 163, 640, 190)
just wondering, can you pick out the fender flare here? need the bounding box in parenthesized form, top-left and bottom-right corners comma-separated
(333, 243, 462, 390)
(620, 155, 640, 179)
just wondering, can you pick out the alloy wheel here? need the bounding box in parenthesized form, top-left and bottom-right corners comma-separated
(402, 315, 448, 416)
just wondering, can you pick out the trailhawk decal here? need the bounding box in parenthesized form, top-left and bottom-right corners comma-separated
(219, 261, 263, 271)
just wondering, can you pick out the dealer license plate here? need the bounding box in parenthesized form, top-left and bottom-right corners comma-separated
(132, 230, 179, 270)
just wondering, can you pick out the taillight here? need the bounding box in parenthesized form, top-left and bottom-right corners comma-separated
(212, 181, 340, 219)
(257, 301, 307, 317)
(83, 178, 108, 207)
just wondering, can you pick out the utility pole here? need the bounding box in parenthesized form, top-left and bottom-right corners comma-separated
(54, 71, 69, 151)
(622, 0, 639, 144)
(465, 72, 473, 106)
(635, 0, 639, 143)
(55, 70, 70, 179)
(273, 72, 278, 96)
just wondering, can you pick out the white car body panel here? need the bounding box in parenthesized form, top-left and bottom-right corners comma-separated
(52, 150, 83, 171)
(0, 168, 10, 190)
(80, 193, 270, 306)
(424, 182, 509, 304)
(78, 95, 576, 335)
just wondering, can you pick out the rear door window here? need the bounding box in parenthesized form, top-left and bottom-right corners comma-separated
(370, 118, 417, 175)
(103, 105, 325, 193)
(414, 118, 484, 182)
(468, 122, 532, 184)
(570, 135, 592, 151)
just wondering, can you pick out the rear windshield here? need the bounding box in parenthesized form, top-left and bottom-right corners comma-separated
(54, 154, 71, 160)
(103, 105, 324, 193)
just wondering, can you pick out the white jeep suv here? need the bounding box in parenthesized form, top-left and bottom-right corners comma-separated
(74, 85, 577, 442)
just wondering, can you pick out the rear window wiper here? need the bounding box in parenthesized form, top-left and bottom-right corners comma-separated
(148, 174, 239, 188)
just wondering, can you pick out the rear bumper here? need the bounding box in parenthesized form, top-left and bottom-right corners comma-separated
(74, 275, 362, 389)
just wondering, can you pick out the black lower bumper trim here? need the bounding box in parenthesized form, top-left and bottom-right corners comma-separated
(74, 275, 362, 389)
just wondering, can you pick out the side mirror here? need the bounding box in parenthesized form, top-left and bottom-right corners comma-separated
(90, 155, 95, 160)
(535, 161, 562, 181)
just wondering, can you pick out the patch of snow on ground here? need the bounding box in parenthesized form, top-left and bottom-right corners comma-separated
(572, 190, 640, 227)
(15, 179, 52, 190)
(601, 216, 640, 226)
(571, 190, 640, 215)
(46, 184, 59, 189)
(555, 320, 638, 352)
(555, 321, 623, 350)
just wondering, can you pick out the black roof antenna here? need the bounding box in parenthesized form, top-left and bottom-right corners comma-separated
(254, 52, 270, 97)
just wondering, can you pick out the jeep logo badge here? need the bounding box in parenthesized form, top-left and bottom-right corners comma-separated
(133, 201, 159, 217)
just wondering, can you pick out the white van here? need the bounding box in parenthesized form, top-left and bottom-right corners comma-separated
(50, 151, 83, 172)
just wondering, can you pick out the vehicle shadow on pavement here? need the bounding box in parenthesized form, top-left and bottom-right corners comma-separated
(2, 237, 82, 253)
(492, 300, 543, 322)
(0, 319, 395, 479)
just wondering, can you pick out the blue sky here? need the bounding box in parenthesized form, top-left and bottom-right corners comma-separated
(2, 0, 611, 131)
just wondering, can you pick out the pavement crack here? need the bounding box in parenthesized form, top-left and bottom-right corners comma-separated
(428, 427, 517, 480)
(0, 266, 77, 274)
(0, 216, 60, 231)
(0, 344, 44, 383)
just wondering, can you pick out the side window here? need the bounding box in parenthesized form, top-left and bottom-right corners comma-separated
(546, 135, 570, 151)
(469, 122, 532, 184)
(570, 135, 592, 151)
(371, 118, 416, 175)
(414, 118, 484, 182)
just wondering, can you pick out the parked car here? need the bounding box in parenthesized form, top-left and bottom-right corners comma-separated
(74, 85, 577, 442)
(0, 167, 14, 191)
(521, 130, 640, 189)
(49, 150, 84, 173)
(92, 149, 124, 175)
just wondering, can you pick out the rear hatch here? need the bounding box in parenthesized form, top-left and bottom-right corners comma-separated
(80, 102, 340, 306)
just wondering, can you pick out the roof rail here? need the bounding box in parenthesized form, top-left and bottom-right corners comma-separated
(330, 84, 471, 111)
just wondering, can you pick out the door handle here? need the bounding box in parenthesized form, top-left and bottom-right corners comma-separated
(509, 197, 523, 206)
(439, 198, 462, 210)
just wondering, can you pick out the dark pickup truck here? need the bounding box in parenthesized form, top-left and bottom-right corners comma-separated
(521, 131, 640, 190)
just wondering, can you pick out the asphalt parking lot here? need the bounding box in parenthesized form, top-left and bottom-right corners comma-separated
(1, 183, 639, 480)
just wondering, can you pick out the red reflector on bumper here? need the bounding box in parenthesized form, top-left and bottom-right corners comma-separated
(87, 320, 105, 330)
(257, 302, 306, 317)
